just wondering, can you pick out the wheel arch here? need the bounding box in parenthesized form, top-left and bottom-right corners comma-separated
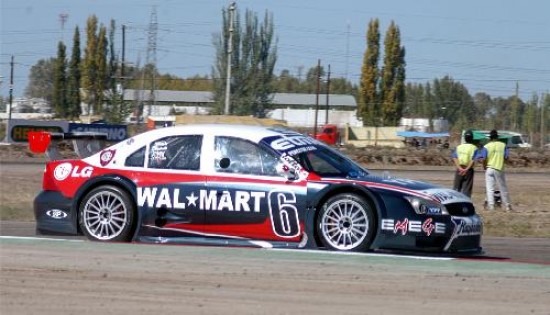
(309, 183, 385, 248)
(73, 174, 140, 239)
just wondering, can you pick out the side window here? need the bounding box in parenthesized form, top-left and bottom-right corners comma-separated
(125, 146, 146, 167)
(148, 135, 202, 170)
(214, 137, 280, 176)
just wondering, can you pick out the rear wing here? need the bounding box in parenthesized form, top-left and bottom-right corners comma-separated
(28, 131, 108, 161)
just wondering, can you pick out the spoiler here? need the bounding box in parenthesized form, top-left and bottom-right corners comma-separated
(28, 131, 108, 161)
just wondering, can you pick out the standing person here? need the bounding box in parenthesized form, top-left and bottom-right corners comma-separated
(451, 130, 478, 197)
(479, 129, 512, 211)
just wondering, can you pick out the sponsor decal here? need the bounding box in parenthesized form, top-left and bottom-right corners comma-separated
(138, 188, 267, 212)
(54, 163, 94, 180)
(46, 209, 68, 219)
(268, 190, 300, 238)
(68, 123, 127, 141)
(382, 178, 422, 186)
(137, 187, 300, 237)
(422, 189, 471, 204)
(281, 154, 308, 178)
(150, 141, 168, 161)
(451, 217, 482, 236)
(100, 149, 116, 166)
(54, 163, 73, 181)
(422, 218, 436, 236)
(126, 138, 135, 145)
(382, 218, 445, 236)
(11, 125, 65, 143)
(266, 135, 317, 156)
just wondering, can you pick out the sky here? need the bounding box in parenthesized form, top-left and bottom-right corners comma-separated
(1, 0, 549, 101)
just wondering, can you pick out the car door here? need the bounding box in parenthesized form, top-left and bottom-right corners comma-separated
(131, 135, 207, 236)
(203, 136, 307, 242)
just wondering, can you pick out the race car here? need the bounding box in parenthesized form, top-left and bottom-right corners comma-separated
(30, 124, 482, 253)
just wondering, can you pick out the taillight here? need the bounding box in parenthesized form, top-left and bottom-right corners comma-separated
(42, 163, 58, 191)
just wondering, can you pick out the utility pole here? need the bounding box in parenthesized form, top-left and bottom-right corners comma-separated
(146, 6, 158, 117)
(313, 59, 321, 138)
(224, 2, 236, 115)
(120, 24, 126, 116)
(541, 92, 545, 148)
(6, 56, 14, 143)
(324, 64, 331, 125)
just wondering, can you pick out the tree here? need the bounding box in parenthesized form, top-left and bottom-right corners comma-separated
(53, 41, 68, 117)
(272, 69, 301, 93)
(472, 92, 492, 129)
(379, 21, 405, 126)
(103, 20, 133, 124)
(212, 6, 277, 117)
(432, 76, 474, 131)
(67, 26, 82, 119)
(95, 24, 108, 115)
(522, 93, 538, 136)
(358, 19, 380, 126)
(82, 15, 99, 115)
(25, 58, 56, 104)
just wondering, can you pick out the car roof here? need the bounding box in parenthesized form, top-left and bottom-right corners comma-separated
(141, 124, 298, 143)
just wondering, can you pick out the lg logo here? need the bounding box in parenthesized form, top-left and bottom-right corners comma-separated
(54, 163, 93, 181)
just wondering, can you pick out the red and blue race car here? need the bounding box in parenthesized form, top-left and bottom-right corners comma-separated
(30, 124, 482, 253)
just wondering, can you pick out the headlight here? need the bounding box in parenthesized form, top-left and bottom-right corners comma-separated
(404, 196, 448, 215)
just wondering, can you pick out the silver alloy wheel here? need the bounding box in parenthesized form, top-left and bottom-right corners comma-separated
(320, 198, 369, 250)
(82, 190, 128, 240)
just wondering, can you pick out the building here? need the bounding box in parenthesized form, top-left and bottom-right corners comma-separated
(399, 117, 449, 133)
(122, 89, 361, 128)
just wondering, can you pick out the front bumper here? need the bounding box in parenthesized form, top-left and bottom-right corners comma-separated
(34, 191, 79, 235)
(442, 215, 483, 252)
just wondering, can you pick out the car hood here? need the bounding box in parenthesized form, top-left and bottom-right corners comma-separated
(343, 173, 472, 204)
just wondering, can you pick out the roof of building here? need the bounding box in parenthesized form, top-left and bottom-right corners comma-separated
(272, 93, 356, 107)
(123, 90, 356, 107)
(124, 90, 213, 103)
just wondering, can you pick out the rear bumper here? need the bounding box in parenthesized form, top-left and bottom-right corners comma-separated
(34, 191, 79, 235)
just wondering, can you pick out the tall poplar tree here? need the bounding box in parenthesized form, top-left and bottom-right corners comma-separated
(212, 6, 277, 117)
(67, 26, 81, 119)
(358, 19, 380, 126)
(53, 41, 68, 118)
(379, 21, 405, 126)
(82, 15, 98, 115)
(95, 25, 108, 115)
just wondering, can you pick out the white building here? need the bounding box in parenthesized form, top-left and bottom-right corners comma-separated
(122, 90, 361, 128)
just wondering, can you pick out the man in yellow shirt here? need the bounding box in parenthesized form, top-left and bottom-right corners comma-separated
(479, 130, 512, 211)
(451, 130, 478, 197)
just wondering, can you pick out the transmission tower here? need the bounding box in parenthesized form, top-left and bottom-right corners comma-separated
(145, 6, 158, 117)
(59, 13, 69, 42)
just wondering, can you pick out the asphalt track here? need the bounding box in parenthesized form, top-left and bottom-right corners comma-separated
(1, 221, 549, 264)
(1, 233, 549, 315)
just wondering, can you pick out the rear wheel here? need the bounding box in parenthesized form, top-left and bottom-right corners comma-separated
(78, 185, 135, 242)
(317, 194, 375, 251)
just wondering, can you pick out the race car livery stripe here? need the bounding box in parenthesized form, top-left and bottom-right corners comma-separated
(142, 224, 247, 239)
(314, 178, 436, 201)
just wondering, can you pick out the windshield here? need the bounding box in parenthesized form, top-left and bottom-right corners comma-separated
(261, 134, 369, 178)
(292, 145, 369, 178)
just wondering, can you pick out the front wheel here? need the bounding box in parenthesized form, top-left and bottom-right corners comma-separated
(78, 185, 135, 242)
(317, 194, 375, 251)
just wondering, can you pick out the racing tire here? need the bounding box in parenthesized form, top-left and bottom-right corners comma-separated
(78, 185, 136, 242)
(317, 193, 375, 251)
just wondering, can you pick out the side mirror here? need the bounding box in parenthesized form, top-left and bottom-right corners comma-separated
(276, 162, 298, 181)
(219, 157, 231, 169)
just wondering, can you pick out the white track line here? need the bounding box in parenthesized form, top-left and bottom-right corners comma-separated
(270, 248, 455, 260)
(0, 236, 84, 242)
